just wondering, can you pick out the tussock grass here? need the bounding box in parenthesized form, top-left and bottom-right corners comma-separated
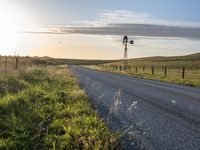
(0, 66, 120, 149)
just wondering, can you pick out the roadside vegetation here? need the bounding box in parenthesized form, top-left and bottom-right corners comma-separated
(0, 66, 120, 149)
(87, 65, 200, 87)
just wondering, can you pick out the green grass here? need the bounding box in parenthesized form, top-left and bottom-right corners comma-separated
(0, 66, 120, 149)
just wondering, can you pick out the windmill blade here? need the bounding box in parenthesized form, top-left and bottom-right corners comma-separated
(129, 40, 134, 44)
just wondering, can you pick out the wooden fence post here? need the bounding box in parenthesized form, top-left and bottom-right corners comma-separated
(135, 66, 138, 73)
(152, 67, 154, 75)
(24, 57, 27, 69)
(15, 57, 19, 70)
(143, 66, 145, 72)
(120, 65, 122, 71)
(182, 67, 185, 79)
(164, 66, 167, 76)
(5, 56, 7, 72)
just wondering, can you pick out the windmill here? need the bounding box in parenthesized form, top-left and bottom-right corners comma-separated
(122, 35, 134, 66)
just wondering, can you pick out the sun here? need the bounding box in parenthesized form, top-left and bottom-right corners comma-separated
(0, 2, 35, 55)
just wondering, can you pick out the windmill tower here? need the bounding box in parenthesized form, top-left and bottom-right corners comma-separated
(122, 35, 134, 66)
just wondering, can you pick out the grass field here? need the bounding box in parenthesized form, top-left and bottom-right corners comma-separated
(0, 66, 120, 149)
(87, 53, 200, 87)
(108, 53, 200, 69)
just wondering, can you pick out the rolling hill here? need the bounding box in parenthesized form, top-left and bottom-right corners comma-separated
(108, 53, 200, 69)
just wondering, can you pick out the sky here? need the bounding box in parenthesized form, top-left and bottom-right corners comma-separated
(0, 0, 200, 59)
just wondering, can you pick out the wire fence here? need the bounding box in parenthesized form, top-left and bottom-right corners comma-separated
(98, 64, 200, 82)
(0, 56, 47, 73)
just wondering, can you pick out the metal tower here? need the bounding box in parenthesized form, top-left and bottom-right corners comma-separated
(122, 35, 134, 66)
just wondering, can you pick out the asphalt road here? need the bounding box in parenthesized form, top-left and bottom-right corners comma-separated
(70, 66, 200, 150)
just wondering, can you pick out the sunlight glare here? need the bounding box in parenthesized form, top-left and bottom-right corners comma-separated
(0, 2, 34, 55)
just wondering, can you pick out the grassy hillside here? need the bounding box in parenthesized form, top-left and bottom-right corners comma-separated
(0, 66, 120, 149)
(108, 53, 200, 69)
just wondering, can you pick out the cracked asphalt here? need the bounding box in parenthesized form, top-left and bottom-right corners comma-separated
(70, 66, 200, 150)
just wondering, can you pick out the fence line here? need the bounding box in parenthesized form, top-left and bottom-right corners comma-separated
(0, 56, 47, 73)
(98, 64, 199, 80)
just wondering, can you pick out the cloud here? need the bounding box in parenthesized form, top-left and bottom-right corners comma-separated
(74, 10, 200, 27)
(19, 10, 200, 40)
